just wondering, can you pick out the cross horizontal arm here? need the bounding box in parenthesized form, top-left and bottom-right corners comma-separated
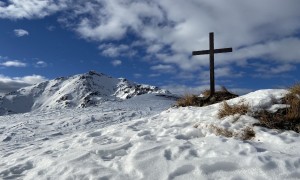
(192, 48, 233, 55)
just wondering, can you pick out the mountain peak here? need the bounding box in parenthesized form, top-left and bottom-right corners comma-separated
(86, 70, 105, 76)
(0, 71, 170, 115)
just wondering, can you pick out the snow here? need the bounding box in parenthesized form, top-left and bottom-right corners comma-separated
(1, 87, 300, 179)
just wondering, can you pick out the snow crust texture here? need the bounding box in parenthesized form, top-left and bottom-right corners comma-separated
(1, 89, 300, 180)
(0, 71, 169, 115)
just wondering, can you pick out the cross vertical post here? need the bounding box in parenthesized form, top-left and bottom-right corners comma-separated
(209, 32, 215, 95)
(192, 32, 233, 97)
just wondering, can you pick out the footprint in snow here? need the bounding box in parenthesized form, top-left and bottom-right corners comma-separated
(164, 144, 196, 161)
(0, 161, 34, 179)
(91, 136, 119, 145)
(200, 161, 238, 174)
(168, 165, 195, 180)
(50, 132, 63, 136)
(2, 133, 16, 142)
(86, 131, 102, 137)
(164, 149, 172, 160)
(127, 120, 147, 131)
(137, 130, 151, 137)
(257, 155, 278, 170)
(2, 136, 12, 142)
(95, 142, 133, 161)
(2, 152, 14, 158)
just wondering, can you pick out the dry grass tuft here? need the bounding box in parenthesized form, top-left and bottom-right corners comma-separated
(220, 86, 230, 93)
(255, 83, 300, 133)
(210, 125, 233, 138)
(201, 89, 211, 97)
(285, 95, 300, 121)
(288, 83, 300, 96)
(240, 127, 255, 140)
(177, 86, 238, 107)
(285, 83, 300, 121)
(255, 109, 300, 133)
(176, 94, 200, 107)
(201, 86, 232, 97)
(218, 101, 250, 119)
(210, 125, 255, 140)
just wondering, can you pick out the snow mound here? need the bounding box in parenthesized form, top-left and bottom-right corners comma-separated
(0, 71, 170, 115)
(1, 89, 300, 179)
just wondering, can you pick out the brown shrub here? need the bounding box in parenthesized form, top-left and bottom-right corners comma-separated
(220, 86, 230, 93)
(285, 84, 300, 120)
(210, 125, 233, 138)
(285, 95, 300, 121)
(201, 89, 211, 98)
(199, 87, 239, 107)
(201, 86, 232, 97)
(177, 87, 238, 107)
(240, 127, 255, 140)
(289, 83, 300, 96)
(218, 101, 250, 119)
(255, 109, 300, 133)
(210, 125, 255, 140)
(254, 83, 300, 133)
(176, 94, 200, 107)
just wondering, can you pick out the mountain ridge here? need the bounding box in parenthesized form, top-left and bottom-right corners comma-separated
(0, 71, 170, 115)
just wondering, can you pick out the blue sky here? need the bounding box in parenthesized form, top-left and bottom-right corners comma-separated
(0, 0, 300, 95)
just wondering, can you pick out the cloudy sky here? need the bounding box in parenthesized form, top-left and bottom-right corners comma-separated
(0, 0, 300, 95)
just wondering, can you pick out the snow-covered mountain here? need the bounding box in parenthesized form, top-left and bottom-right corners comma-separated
(0, 71, 170, 115)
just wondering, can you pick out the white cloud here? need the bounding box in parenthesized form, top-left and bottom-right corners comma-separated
(224, 38, 300, 64)
(175, 72, 196, 80)
(14, 29, 29, 37)
(200, 67, 243, 80)
(151, 64, 175, 74)
(249, 63, 296, 79)
(72, 1, 164, 41)
(46, 25, 56, 31)
(99, 44, 136, 57)
(133, 73, 142, 78)
(17, 75, 47, 84)
(256, 64, 296, 74)
(111, 60, 122, 66)
(0, 60, 27, 67)
(269, 64, 296, 74)
(35, 60, 48, 68)
(0, 0, 68, 19)
(155, 53, 204, 71)
(0, 74, 47, 95)
(147, 44, 163, 54)
(70, 0, 300, 72)
(149, 74, 160, 78)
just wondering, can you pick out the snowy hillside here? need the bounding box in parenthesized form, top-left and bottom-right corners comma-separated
(0, 71, 170, 115)
(1, 89, 300, 179)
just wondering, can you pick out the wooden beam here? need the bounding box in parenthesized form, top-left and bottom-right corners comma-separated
(215, 48, 232, 53)
(209, 32, 215, 95)
(192, 48, 232, 55)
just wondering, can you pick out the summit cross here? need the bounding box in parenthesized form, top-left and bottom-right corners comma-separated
(192, 32, 233, 96)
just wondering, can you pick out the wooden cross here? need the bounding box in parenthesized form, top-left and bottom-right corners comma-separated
(192, 32, 232, 96)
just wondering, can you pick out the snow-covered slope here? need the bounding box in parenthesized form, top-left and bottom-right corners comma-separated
(1, 89, 300, 179)
(0, 71, 170, 115)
